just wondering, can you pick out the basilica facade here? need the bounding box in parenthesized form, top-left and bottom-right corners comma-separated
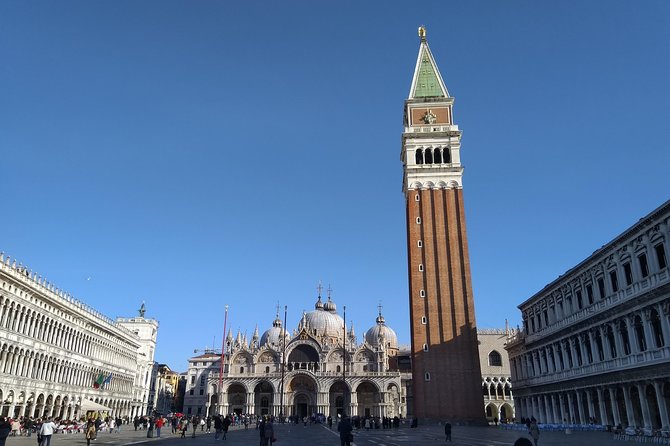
(182, 294, 410, 419)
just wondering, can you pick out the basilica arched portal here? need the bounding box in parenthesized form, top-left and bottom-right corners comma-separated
(288, 374, 317, 418)
(227, 383, 246, 415)
(355, 381, 380, 418)
(254, 381, 274, 416)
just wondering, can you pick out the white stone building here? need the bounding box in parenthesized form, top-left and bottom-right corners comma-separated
(0, 253, 158, 419)
(506, 200, 670, 431)
(183, 294, 410, 419)
(478, 328, 515, 423)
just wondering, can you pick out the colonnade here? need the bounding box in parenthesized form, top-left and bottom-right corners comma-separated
(514, 379, 670, 429)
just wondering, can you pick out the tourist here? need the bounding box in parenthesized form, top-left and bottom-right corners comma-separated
(155, 416, 164, 438)
(85, 418, 96, 446)
(444, 421, 452, 442)
(262, 418, 274, 446)
(337, 415, 353, 446)
(38, 417, 57, 446)
(0, 417, 11, 446)
(528, 419, 540, 446)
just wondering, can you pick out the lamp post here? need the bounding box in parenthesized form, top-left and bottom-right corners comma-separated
(343, 305, 347, 416)
(219, 305, 228, 415)
(280, 305, 287, 422)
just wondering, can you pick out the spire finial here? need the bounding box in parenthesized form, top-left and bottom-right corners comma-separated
(418, 26, 426, 42)
(317, 280, 323, 297)
(327, 284, 333, 299)
(378, 301, 383, 317)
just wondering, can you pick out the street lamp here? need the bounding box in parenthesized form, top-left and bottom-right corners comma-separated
(280, 305, 287, 422)
(343, 305, 347, 416)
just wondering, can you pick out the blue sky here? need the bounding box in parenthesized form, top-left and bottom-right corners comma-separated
(2, 1, 669, 371)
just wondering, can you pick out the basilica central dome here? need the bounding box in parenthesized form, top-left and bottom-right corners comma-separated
(298, 296, 345, 341)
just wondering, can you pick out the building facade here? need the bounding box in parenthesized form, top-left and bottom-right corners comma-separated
(401, 27, 483, 421)
(0, 253, 158, 419)
(117, 308, 159, 415)
(506, 200, 670, 431)
(183, 294, 410, 419)
(478, 328, 515, 423)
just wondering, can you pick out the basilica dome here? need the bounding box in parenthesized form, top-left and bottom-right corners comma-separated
(298, 296, 345, 340)
(260, 315, 289, 348)
(365, 310, 398, 352)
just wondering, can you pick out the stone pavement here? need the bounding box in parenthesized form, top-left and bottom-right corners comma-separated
(2, 422, 638, 446)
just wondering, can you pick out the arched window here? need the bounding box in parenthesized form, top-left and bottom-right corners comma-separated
(240, 366, 244, 373)
(650, 309, 665, 348)
(265, 366, 270, 373)
(634, 315, 647, 351)
(425, 149, 433, 164)
(336, 365, 341, 373)
(415, 149, 424, 165)
(434, 148, 442, 164)
(443, 148, 451, 163)
(488, 351, 502, 366)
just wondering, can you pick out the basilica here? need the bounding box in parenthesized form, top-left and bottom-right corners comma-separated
(182, 292, 411, 420)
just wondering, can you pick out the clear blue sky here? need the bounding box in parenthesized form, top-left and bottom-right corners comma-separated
(2, 1, 668, 371)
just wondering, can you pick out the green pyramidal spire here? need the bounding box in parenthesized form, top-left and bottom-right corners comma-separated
(409, 27, 449, 99)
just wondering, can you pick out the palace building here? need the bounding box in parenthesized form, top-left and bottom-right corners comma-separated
(182, 292, 411, 420)
(506, 200, 670, 431)
(0, 253, 158, 419)
(401, 27, 484, 422)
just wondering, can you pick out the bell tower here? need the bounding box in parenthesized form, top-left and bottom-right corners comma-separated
(401, 27, 484, 422)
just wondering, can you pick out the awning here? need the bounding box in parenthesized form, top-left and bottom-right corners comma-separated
(78, 399, 111, 412)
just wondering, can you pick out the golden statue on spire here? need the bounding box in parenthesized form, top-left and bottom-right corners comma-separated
(418, 26, 426, 41)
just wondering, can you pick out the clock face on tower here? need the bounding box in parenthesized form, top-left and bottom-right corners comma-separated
(409, 107, 450, 126)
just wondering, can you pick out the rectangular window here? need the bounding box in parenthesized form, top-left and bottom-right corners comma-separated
(597, 277, 605, 299)
(200, 375, 205, 386)
(424, 372, 431, 381)
(576, 291, 583, 309)
(189, 389, 194, 395)
(543, 310, 548, 326)
(639, 253, 649, 278)
(586, 284, 594, 305)
(656, 243, 667, 269)
(187, 407, 192, 415)
(417, 240, 423, 248)
(421, 316, 427, 324)
(190, 376, 195, 384)
(418, 264, 424, 272)
(199, 389, 204, 395)
(416, 217, 421, 224)
(420, 289, 426, 297)
(609, 270, 619, 292)
(623, 262, 633, 286)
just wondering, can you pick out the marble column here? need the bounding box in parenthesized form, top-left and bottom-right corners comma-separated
(636, 383, 652, 428)
(653, 381, 670, 430)
(609, 387, 621, 427)
(596, 387, 608, 425)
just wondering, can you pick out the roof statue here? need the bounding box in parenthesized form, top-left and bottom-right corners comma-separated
(138, 302, 146, 318)
(418, 25, 426, 41)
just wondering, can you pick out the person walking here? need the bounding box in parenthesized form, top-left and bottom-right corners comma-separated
(0, 417, 11, 446)
(337, 415, 353, 446)
(262, 418, 274, 446)
(214, 415, 223, 440)
(191, 416, 198, 438)
(38, 417, 57, 446)
(85, 418, 96, 446)
(222, 415, 231, 440)
(155, 417, 164, 438)
(258, 417, 266, 446)
(444, 421, 452, 442)
(528, 419, 540, 446)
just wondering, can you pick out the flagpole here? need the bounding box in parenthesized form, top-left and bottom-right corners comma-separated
(219, 305, 228, 415)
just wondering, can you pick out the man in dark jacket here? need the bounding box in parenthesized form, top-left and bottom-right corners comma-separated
(337, 416, 353, 446)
